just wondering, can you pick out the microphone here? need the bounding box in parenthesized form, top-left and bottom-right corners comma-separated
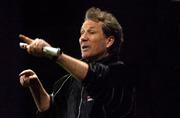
(42, 46, 61, 57)
(19, 42, 62, 57)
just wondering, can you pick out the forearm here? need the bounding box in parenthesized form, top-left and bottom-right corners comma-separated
(29, 79, 50, 112)
(55, 53, 88, 80)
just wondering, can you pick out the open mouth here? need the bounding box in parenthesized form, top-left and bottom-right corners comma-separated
(82, 45, 89, 51)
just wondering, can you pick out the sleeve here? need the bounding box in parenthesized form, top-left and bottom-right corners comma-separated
(84, 62, 109, 83)
(83, 61, 127, 87)
(84, 61, 132, 86)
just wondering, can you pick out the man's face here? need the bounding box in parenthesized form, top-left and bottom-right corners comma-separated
(79, 20, 109, 60)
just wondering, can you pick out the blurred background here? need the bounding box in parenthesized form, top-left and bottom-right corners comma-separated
(0, 0, 179, 118)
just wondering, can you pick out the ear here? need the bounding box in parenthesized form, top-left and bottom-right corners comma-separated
(105, 36, 115, 48)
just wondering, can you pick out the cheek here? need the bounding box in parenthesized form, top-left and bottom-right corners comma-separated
(94, 41, 106, 50)
(92, 43, 106, 54)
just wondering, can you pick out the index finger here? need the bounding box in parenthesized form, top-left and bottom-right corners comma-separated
(19, 34, 33, 44)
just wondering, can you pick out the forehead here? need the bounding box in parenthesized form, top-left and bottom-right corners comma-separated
(81, 20, 103, 30)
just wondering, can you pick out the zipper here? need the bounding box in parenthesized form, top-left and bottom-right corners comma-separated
(77, 86, 84, 118)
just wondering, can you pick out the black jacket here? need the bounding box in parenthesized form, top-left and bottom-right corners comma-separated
(37, 55, 136, 118)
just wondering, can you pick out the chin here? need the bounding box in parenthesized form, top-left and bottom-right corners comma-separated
(81, 55, 88, 59)
(81, 53, 91, 60)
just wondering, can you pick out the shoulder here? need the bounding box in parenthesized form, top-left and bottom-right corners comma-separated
(108, 60, 125, 73)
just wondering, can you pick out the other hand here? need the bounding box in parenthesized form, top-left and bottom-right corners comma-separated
(19, 69, 39, 87)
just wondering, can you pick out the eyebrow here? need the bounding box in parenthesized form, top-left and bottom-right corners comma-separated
(80, 26, 96, 32)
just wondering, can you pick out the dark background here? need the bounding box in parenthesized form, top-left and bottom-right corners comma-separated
(0, 0, 179, 118)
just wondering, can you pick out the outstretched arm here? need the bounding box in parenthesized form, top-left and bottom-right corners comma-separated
(19, 69, 50, 112)
(19, 34, 88, 80)
(55, 53, 88, 80)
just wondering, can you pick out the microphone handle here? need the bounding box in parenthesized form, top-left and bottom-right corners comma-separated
(19, 42, 61, 57)
(42, 46, 61, 57)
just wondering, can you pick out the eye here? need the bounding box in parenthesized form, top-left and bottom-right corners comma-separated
(80, 30, 84, 35)
(88, 30, 96, 34)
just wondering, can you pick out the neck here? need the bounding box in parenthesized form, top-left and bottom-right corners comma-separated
(85, 52, 109, 62)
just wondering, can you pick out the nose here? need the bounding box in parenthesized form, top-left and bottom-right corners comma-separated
(79, 33, 88, 43)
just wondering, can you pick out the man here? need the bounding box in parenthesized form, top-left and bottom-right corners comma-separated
(19, 7, 136, 118)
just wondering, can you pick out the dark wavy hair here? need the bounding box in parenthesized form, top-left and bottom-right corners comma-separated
(85, 7, 124, 58)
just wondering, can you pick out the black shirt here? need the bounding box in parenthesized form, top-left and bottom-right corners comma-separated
(37, 55, 136, 118)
